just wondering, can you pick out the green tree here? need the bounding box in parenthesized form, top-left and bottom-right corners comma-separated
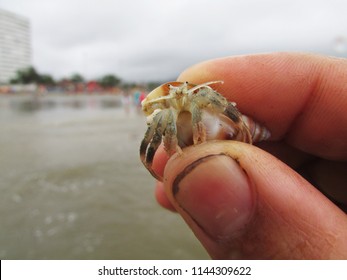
(10, 66, 40, 84)
(99, 74, 121, 88)
(70, 73, 84, 83)
(39, 74, 55, 85)
(121, 82, 137, 90)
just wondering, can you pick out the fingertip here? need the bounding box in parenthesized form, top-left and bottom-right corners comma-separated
(152, 144, 170, 180)
(163, 141, 347, 259)
(155, 181, 177, 212)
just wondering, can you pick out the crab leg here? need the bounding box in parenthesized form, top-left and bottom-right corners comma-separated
(144, 130, 162, 178)
(190, 103, 207, 145)
(140, 118, 158, 165)
(140, 109, 170, 180)
(194, 87, 228, 111)
(190, 88, 234, 144)
(162, 108, 180, 156)
(188, 81, 224, 95)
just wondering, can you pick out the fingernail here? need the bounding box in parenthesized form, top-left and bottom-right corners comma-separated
(172, 154, 254, 241)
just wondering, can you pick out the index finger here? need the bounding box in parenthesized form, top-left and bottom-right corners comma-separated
(178, 53, 347, 160)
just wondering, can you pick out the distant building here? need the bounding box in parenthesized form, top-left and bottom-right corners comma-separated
(0, 9, 31, 84)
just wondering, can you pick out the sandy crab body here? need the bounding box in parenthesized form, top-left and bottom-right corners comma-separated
(140, 81, 270, 179)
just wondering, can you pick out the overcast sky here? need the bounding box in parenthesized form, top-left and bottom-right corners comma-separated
(1, 0, 347, 82)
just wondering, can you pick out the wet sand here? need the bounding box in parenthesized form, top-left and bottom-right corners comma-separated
(0, 94, 208, 259)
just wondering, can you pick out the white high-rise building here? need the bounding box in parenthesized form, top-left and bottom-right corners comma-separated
(0, 9, 31, 84)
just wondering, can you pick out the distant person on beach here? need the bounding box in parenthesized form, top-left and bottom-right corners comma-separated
(121, 91, 131, 114)
(134, 90, 147, 114)
(139, 91, 146, 104)
(133, 90, 140, 107)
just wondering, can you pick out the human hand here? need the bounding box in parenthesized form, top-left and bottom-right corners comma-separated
(152, 53, 347, 259)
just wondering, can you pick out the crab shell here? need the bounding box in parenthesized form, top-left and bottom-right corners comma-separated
(140, 81, 271, 180)
(174, 110, 271, 147)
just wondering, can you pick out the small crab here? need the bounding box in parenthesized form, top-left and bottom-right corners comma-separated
(140, 81, 270, 179)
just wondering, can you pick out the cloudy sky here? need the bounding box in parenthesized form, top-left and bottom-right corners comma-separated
(1, 0, 347, 82)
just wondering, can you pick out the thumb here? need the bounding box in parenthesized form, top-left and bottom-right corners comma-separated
(163, 141, 347, 259)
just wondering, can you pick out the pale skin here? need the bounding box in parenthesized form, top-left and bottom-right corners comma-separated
(151, 53, 347, 259)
